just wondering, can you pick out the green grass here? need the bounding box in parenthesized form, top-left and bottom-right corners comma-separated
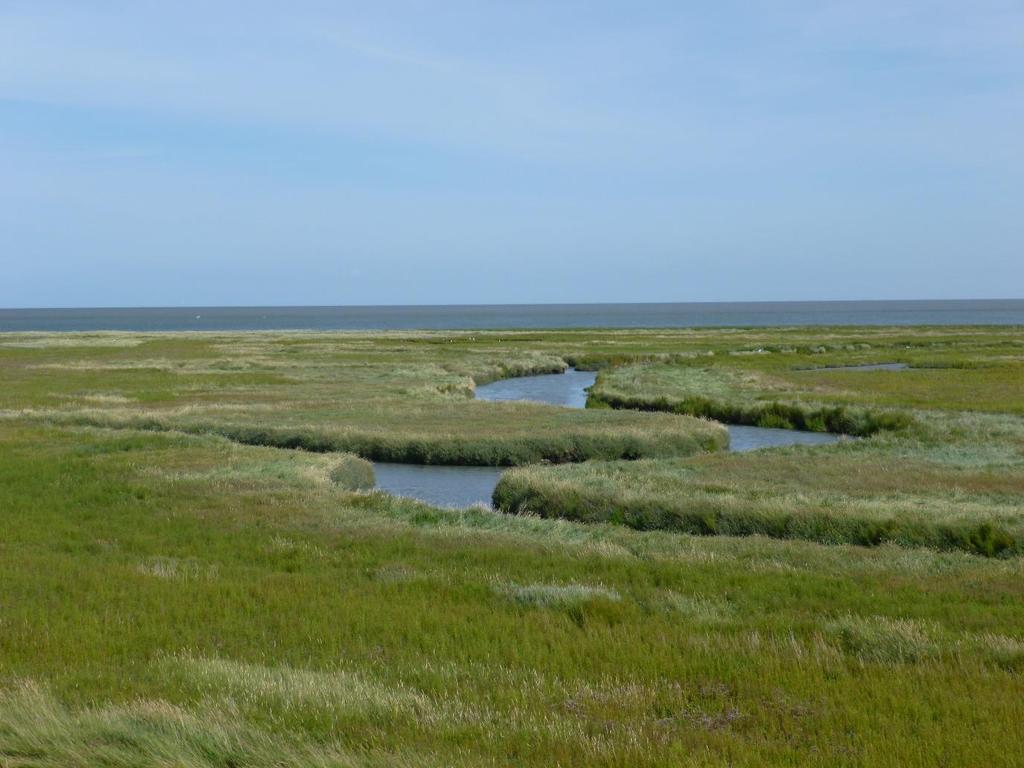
(589, 349, 1024, 422)
(493, 442, 1024, 556)
(0, 332, 726, 464)
(3, 422, 1024, 766)
(588, 363, 913, 435)
(1, 327, 1024, 764)
(490, 329, 1024, 555)
(44, 403, 727, 465)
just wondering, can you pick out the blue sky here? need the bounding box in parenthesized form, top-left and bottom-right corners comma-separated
(1, 1, 1021, 307)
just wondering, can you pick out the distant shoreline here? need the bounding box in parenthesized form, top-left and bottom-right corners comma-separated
(2, 299, 1023, 332)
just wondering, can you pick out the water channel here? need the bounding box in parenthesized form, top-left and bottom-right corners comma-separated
(373, 368, 843, 507)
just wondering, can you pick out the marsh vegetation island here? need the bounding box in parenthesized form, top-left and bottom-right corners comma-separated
(2, 319, 1024, 766)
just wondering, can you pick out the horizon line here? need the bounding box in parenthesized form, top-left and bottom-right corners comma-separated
(3, 298, 1023, 312)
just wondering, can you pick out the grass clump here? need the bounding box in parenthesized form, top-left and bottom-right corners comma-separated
(971, 634, 1024, 671)
(0, 681, 416, 768)
(496, 581, 627, 627)
(328, 455, 376, 490)
(498, 581, 621, 609)
(657, 591, 736, 623)
(159, 654, 434, 724)
(136, 556, 218, 581)
(827, 615, 939, 664)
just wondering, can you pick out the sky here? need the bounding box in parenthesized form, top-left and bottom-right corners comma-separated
(1, 1, 1022, 307)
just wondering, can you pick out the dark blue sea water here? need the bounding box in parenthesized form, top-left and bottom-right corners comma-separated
(1, 300, 1022, 332)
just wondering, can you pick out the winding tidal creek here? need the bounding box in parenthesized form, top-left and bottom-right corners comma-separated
(373, 368, 843, 507)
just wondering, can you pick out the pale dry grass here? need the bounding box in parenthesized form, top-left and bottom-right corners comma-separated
(497, 581, 621, 608)
(61, 392, 135, 405)
(0, 335, 145, 348)
(826, 615, 940, 664)
(266, 534, 328, 558)
(968, 633, 1024, 669)
(136, 556, 218, 581)
(0, 680, 441, 768)
(160, 654, 435, 722)
(658, 591, 736, 623)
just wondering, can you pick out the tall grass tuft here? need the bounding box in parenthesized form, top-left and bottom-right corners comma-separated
(827, 615, 939, 664)
(328, 455, 376, 490)
(158, 654, 434, 724)
(0, 680, 406, 768)
(497, 581, 622, 609)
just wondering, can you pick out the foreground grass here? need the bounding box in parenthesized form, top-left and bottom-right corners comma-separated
(2, 422, 1024, 766)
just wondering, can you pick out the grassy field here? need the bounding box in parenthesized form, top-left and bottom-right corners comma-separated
(0, 333, 726, 463)
(1, 327, 1023, 765)
(498, 328, 1024, 555)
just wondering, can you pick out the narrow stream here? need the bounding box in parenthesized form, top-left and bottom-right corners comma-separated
(374, 367, 843, 507)
(727, 424, 841, 451)
(474, 368, 596, 409)
(799, 362, 908, 372)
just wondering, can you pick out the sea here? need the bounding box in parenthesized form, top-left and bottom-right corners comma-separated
(1, 300, 1022, 332)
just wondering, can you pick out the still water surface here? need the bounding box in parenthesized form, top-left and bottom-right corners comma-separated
(475, 368, 597, 408)
(801, 362, 909, 372)
(373, 369, 843, 507)
(372, 463, 504, 508)
(728, 425, 842, 451)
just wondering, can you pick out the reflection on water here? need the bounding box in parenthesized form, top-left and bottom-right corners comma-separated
(800, 362, 908, 372)
(475, 368, 597, 408)
(727, 425, 841, 452)
(373, 367, 846, 508)
(373, 463, 503, 508)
